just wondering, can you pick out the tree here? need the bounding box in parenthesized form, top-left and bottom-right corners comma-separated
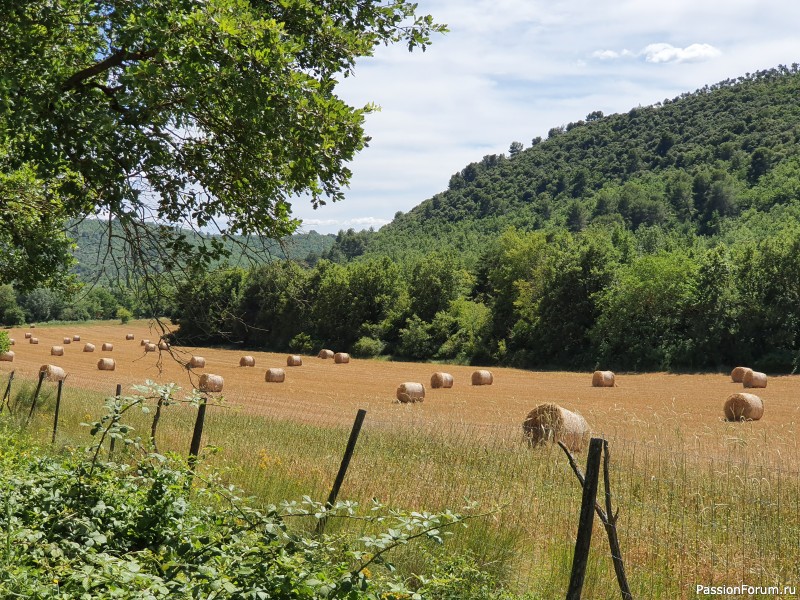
(0, 0, 445, 287)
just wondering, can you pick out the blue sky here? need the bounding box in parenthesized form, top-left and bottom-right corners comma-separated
(293, 0, 800, 235)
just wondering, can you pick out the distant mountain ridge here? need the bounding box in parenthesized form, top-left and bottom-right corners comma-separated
(69, 219, 335, 283)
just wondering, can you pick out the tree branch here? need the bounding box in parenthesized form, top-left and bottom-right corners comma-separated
(61, 48, 158, 92)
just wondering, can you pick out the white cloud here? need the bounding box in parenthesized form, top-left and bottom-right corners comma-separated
(641, 43, 722, 64)
(300, 216, 390, 232)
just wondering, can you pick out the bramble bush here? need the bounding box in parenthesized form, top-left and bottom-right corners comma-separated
(0, 383, 503, 599)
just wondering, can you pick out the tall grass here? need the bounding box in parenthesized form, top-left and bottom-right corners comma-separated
(5, 370, 800, 599)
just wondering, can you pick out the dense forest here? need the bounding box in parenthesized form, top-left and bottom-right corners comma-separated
(5, 66, 800, 372)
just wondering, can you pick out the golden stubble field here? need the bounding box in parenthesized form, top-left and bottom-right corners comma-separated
(2, 320, 799, 465)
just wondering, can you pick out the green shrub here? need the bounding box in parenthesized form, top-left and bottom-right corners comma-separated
(116, 307, 133, 324)
(0, 385, 484, 599)
(352, 336, 385, 358)
(289, 332, 314, 354)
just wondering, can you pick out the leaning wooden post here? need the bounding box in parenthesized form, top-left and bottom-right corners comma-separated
(188, 395, 208, 470)
(316, 408, 367, 536)
(26, 370, 46, 422)
(0, 370, 14, 413)
(188, 374, 223, 471)
(51, 379, 64, 444)
(109, 384, 122, 458)
(566, 437, 603, 600)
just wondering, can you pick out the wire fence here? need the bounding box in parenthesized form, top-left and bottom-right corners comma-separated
(3, 368, 800, 599)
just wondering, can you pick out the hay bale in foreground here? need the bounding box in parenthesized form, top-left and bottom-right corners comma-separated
(265, 368, 285, 383)
(83, 343, 96, 353)
(334, 352, 350, 364)
(730, 366, 752, 383)
(318, 349, 334, 359)
(144, 343, 157, 353)
(40, 364, 66, 382)
(140, 339, 150, 346)
(62, 337, 71, 345)
(24, 333, 31, 339)
(0, 351, 14, 362)
(51, 346, 64, 356)
(101, 343, 113, 351)
(158, 341, 169, 350)
(199, 373, 224, 393)
(591, 370, 616, 387)
(396, 382, 425, 403)
(724, 393, 764, 421)
(29, 337, 39, 344)
(743, 370, 767, 389)
(189, 356, 206, 368)
(430, 372, 454, 389)
(126, 333, 134, 340)
(287, 355, 302, 367)
(240, 356, 255, 367)
(471, 370, 493, 386)
(73, 335, 81, 342)
(97, 358, 116, 371)
(522, 403, 590, 452)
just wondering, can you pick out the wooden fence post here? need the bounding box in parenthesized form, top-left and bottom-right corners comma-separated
(0, 370, 14, 413)
(26, 370, 46, 423)
(51, 379, 64, 444)
(187, 395, 208, 470)
(109, 383, 122, 458)
(316, 408, 367, 535)
(566, 437, 603, 600)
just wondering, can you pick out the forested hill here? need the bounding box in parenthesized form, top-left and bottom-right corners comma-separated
(69, 219, 335, 283)
(327, 64, 800, 261)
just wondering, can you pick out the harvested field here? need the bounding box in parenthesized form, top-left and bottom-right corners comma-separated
(2, 321, 799, 466)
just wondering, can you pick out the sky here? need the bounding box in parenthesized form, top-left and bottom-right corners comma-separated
(292, 0, 800, 235)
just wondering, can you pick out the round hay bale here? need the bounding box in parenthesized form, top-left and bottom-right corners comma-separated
(29, 337, 39, 344)
(40, 364, 66, 382)
(724, 393, 764, 421)
(101, 343, 113, 351)
(144, 343, 157, 353)
(62, 337, 71, 345)
(199, 373, 224, 393)
(522, 403, 590, 452)
(126, 333, 135, 340)
(51, 346, 64, 356)
(189, 356, 206, 368)
(24, 332, 31, 339)
(140, 339, 150, 346)
(396, 382, 425, 403)
(730, 366, 752, 383)
(318, 349, 334, 359)
(97, 358, 116, 371)
(72, 335, 81, 341)
(471, 370, 493, 386)
(9, 339, 14, 346)
(334, 352, 350, 364)
(83, 343, 96, 352)
(29, 324, 35, 329)
(743, 370, 767, 389)
(287, 355, 302, 367)
(591, 370, 616, 387)
(265, 368, 286, 383)
(430, 372, 454, 389)
(158, 341, 169, 350)
(0, 351, 14, 362)
(239, 356, 256, 367)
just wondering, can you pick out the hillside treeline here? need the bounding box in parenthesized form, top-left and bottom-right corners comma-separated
(171, 218, 800, 372)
